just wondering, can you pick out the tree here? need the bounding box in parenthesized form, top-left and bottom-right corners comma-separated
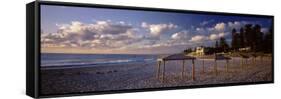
(244, 24, 254, 47)
(183, 48, 193, 54)
(239, 28, 245, 48)
(219, 37, 229, 52)
(253, 24, 263, 52)
(231, 28, 239, 50)
(263, 26, 273, 53)
(215, 40, 219, 53)
(215, 41, 219, 48)
(229, 24, 272, 53)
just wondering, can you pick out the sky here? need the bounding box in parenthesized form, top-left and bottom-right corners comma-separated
(40, 5, 272, 54)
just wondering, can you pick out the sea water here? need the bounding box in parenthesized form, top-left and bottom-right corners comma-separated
(41, 53, 158, 69)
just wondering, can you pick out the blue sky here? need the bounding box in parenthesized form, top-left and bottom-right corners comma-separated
(40, 5, 272, 54)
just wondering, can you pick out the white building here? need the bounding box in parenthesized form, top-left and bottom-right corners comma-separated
(239, 47, 251, 52)
(196, 46, 205, 56)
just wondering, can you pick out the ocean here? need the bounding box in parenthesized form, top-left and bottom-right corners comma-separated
(41, 53, 158, 69)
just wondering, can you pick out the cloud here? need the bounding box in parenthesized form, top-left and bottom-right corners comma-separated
(214, 22, 226, 32)
(137, 30, 191, 52)
(261, 28, 269, 33)
(41, 20, 141, 50)
(192, 21, 250, 42)
(189, 32, 228, 43)
(141, 22, 178, 36)
(170, 21, 253, 45)
(171, 31, 189, 40)
(196, 27, 206, 34)
(228, 21, 242, 30)
(42, 19, 263, 54)
(209, 32, 228, 40)
(227, 21, 249, 30)
(189, 35, 208, 42)
(171, 32, 181, 40)
(200, 19, 215, 26)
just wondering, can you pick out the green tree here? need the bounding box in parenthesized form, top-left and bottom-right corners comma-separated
(215, 40, 219, 53)
(231, 28, 239, 50)
(263, 26, 273, 53)
(239, 28, 245, 48)
(244, 24, 254, 47)
(183, 48, 193, 54)
(219, 37, 229, 52)
(253, 24, 263, 52)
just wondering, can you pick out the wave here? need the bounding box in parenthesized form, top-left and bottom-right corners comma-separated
(41, 58, 156, 70)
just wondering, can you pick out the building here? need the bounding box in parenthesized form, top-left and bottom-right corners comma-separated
(196, 46, 206, 56)
(239, 47, 251, 52)
(195, 46, 215, 55)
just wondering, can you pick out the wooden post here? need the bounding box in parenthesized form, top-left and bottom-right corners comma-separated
(245, 58, 248, 66)
(252, 57, 255, 66)
(254, 57, 256, 66)
(156, 61, 158, 79)
(226, 60, 229, 72)
(181, 60, 185, 78)
(202, 60, 205, 73)
(192, 60, 195, 81)
(157, 61, 161, 79)
(252, 57, 254, 65)
(162, 61, 166, 82)
(240, 58, 243, 69)
(261, 56, 263, 63)
(214, 60, 218, 76)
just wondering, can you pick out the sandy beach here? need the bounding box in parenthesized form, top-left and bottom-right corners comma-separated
(40, 56, 272, 95)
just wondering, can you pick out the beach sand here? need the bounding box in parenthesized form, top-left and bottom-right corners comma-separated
(40, 56, 272, 95)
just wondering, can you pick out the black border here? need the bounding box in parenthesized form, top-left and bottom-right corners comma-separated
(26, 2, 36, 97)
(33, 1, 274, 98)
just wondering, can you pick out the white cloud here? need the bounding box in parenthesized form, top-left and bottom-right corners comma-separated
(261, 28, 269, 33)
(171, 31, 189, 40)
(141, 22, 148, 28)
(141, 22, 178, 36)
(136, 30, 191, 51)
(119, 21, 125, 25)
(43, 20, 262, 53)
(200, 20, 214, 26)
(214, 22, 226, 32)
(171, 33, 181, 40)
(189, 35, 208, 42)
(227, 21, 251, 30)
(42, 20, 142, 49)
(228, 21, 242, 30)
(200, 21, 209, 26)
(209, 32, 228, 40)
(188, 32, 228, 43)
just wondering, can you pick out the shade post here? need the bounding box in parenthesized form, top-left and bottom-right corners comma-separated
(261, 56, 263, 63)
(252, 57, 254, 66)
(162, 61, 166, 82)
(240, 58, 243, 69)
(202, 60, 205, 73)
(253, 57, 256, 66)
(181, 60, 185, 78)
(192, 59, 195, 81)
(157, 61, 161, 79)
(226, 60, 229, 72)
(215, 60, 218, 76)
